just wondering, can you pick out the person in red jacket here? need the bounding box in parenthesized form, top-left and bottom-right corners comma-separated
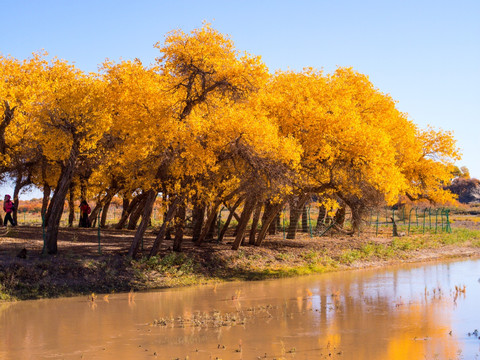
(3, 194, 16, 226)
(79, 200, 91, 228)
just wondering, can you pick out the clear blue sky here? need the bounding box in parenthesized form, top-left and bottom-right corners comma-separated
(1, 0, 479, 199)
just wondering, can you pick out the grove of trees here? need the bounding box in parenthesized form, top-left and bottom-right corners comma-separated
(0, 24, 460, 257)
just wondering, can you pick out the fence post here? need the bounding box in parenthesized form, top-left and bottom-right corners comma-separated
(283, 207, 286, 240)
(408, 208, 414, 235)
(423, 208, 427, 234)
(375, 212, 379, 236)
(307, 205, 313, 237)
(434, 209, 439, 234)
(392, 209, 396, 237)
(385, 208, 388, 229)
(445, 209, 451, 233)
(441, 209, 445, 231)
(97, 208, 102, 254)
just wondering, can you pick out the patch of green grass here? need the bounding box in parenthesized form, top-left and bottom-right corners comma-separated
(0, 285, 13, 301)
(432, 228, 480, 245)
(253, 262, 336, 278)
(339, 249, 362, 265)
(247, 253, 263, 261)
(275, 252, 293, 261)
(137, 252, 198, 276)
(391, 238, 418, 251)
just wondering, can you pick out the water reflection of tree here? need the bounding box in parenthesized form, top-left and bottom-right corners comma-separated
(298, 276, 462, 359)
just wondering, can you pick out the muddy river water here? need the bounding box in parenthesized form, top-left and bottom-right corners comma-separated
(1, 258, 480, 360)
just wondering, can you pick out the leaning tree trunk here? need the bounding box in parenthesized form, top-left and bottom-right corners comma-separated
(115, 193, 145, 229)
(128, 190, 157, 258)
(255, 202, 285, 246)
(231, 197, 256, 250)
(121, 197, 130, 220)
(127, 197, 146, 230)
(205, 210, 217, 242)
(100, 196, 112, 228)
(45, 144, 79, 254)
(248, 202, 262, 245)
(173, 203, 186, 252)
(218, 197, 243, 243)
(149, 197, 181, 257)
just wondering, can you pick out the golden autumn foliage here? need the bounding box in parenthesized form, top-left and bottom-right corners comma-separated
(0, 24, 461, 253)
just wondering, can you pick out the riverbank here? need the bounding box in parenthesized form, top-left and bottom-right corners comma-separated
(1, 224, 480, 301)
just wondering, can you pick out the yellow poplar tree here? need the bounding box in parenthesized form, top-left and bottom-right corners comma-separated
(36, 59, 111, 254)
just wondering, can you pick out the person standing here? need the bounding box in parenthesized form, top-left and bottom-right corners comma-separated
(79, 200, 91, 228)
(3, 194, 16, 226)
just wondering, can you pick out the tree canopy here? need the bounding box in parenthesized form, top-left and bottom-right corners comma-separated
(0, 24, 461, 255)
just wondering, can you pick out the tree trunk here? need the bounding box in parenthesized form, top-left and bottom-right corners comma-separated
(101, 196, 112, 228)
(262, 201, 276, 235)
(12, 177, 21, 225)
(41, 158, 51, 217)
(80, 177, 87, 204)
(301, 203, 309, 233)
(218, 197, 243, 243)
(115, 193, 145, 229)
(206, 209, 217, 241)
(191, 203, 205, 242)
(41, 184, 51, 219)
(87, 188, 117, 228)
(121, 197, 130, 219)
(286, 195, 310, 240)
(268, 213, 280, 235)
(0, 101, 16, 155)
(231, 197, 256, 250)
(248, 203, 262, 245)
(334, 205, 346, 227)
(45, 144, 79, 254)
(255, 202, 285, 246)
(315, 204, 327, 231)
(128, 190, 157, 258)
(149, 197, 181, 257)
(173, 203, 186, 252)
(68, 183, 75, 227)
(127, 197, 145, 230)
(194, 201, 221, 245)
